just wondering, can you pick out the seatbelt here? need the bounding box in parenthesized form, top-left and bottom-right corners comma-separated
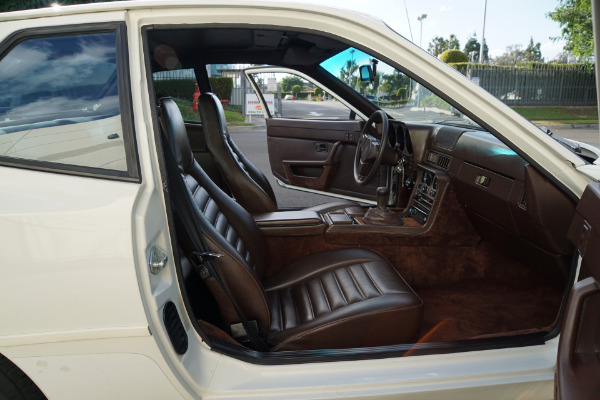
(160, 131, 271, 352)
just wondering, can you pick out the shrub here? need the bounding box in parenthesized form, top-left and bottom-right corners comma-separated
(153, 79, 195, 100)
(440, 49, 468, 64)
(397, 88, 407, 99)
(209, 77, 233, 101)
(314, 87, 324, 96)
(291, 84, 302, 95)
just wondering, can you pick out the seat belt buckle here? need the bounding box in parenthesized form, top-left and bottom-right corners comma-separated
(230, 320, 259, 343)
(191, 251, 224, 279)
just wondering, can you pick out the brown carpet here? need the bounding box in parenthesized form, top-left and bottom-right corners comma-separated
(415, 278, 564, 342)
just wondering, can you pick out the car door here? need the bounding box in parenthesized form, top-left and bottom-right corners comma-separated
(245, 67, 380, 204)
(555, 182, 600, 399)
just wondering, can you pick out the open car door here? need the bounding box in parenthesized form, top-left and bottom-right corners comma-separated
(556, 182, 600, 399)
(244, 66, 381, 204)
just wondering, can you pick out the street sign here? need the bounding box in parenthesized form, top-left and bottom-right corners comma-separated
(246, 93, 275, 115)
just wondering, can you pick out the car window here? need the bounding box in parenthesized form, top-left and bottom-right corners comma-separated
(249, 72, 353, 120)
(320, 48, 480, 129)
(0, 32, 130, 172)
(153, 68, 201, 122)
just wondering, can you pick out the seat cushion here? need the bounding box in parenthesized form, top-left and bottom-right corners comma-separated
(264, 249, 422, 351)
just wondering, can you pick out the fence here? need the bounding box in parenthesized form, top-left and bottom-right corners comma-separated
(456, 63, 596, 106)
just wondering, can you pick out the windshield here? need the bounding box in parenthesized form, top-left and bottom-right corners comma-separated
(320, 48, 479, 128)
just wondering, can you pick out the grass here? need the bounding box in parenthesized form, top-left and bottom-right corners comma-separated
(173, 98, 252, 126)
(510, 106, 598, 125)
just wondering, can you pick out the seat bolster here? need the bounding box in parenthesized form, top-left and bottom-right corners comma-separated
(263, 248, 387, 291)
(269, 295, 422, 351)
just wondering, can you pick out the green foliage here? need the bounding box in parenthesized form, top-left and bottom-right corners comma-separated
(548, 0, 594, 59)
(281, 75, 306, 92)
(492, 40, 544, 65)
(463, 35, 489, 62)
(209, 77, 233, 101)
(154, 79, 195, 100)
(154, 77, 232, 102)
(314, 87, 324, 96)
(291, 84, 302, 94)
(428, 34, 460, 57)
(396, 88, 407, 99)
(440, 49, 468, 63)
(449, 61, 595, 74)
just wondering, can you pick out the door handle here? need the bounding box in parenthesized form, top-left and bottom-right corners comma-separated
(316, 143, 327, 152)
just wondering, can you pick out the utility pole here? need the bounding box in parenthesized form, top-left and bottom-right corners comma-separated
(479, 0, 488, 63)
(417, 14, 427, 48)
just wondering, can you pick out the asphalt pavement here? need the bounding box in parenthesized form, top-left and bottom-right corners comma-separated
(228, 102, 599, 209)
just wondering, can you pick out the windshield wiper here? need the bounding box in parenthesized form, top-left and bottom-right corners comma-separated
(539, 126, 583, 154)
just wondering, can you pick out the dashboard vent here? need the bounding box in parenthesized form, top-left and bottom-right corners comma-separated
(163, 301, 188, 355)
(427, 151, 452, 169)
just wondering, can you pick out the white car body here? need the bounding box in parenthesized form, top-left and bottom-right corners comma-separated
(0, 1, 596, 399)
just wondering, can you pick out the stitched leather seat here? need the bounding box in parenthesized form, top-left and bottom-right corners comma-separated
(160, 97, 422, 350)
(198, 92, 363, 215)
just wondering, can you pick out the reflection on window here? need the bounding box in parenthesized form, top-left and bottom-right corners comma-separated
(320, 48, 478, 128)
(0, 32, 127, 171)
(250, 72, 351, 120)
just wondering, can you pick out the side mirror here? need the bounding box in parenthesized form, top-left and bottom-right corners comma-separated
(359, 65, 374, 83)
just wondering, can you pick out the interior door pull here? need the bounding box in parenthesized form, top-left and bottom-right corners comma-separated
(316, 143, 327, 152)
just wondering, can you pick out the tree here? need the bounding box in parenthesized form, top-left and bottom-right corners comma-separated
(463, 35, 489, 62)
(493, 38, 544, 65)
(291, 85, 302, 96)
(548, 0, 594, 59)
(281, 75, 305, 92)
(427, 34, 460, 57)
(524, 37, 544, 62)
(339, 59, 358, 86)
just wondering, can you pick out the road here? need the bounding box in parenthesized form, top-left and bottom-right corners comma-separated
(230, 105, 600, 209)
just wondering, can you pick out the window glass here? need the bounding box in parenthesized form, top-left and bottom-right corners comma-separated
(152, 69, 201, 122)
(249, 72, 353, 120)
(320, 48, 480, 129)
(0, 32, 128, 171)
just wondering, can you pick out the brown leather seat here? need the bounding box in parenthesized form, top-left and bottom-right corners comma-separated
(160, 97, 422, 350)
(198, 92, 363, 215)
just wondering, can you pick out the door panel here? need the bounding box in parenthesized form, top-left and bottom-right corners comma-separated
(266, 118, 380, 201)
(556, 182, 600, 399)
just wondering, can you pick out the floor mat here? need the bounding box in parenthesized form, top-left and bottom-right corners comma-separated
(415, 279, 564, 342)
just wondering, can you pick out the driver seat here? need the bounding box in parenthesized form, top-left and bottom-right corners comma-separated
(199, 92, 363, 215)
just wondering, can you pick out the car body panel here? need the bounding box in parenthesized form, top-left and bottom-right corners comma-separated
(0, 2, 596, 399)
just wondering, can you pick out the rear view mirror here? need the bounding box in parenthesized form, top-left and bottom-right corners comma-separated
(359, 65, 374, 83)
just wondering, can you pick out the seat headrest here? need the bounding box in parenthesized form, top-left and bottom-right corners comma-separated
(159, 97, 194, 173)
(199, 92, 229, 138)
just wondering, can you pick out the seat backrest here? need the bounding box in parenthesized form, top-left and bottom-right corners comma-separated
(199, 92, 278, 214)
(159, 97, 271, 335)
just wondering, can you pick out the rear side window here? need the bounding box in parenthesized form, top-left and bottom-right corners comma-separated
(0, 31, 134, 176)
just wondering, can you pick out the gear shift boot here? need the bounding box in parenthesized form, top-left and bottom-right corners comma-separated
(363, 187, 403, 226)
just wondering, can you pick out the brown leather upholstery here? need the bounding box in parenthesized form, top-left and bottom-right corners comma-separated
(160, 97, 422, 350)
(198, 92, 363, 215)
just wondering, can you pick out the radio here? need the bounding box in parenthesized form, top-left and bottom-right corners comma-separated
(408, 169, 438, 225)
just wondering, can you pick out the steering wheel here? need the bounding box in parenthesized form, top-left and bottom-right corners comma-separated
(353, 110, 389, 186)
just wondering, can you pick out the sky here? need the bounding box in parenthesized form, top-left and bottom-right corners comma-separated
(277, 0, 567, 61)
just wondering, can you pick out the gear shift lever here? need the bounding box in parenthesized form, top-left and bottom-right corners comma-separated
(363, 186, 403, 225)
(376, 186, 388, 211)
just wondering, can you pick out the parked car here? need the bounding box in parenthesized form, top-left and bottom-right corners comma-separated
(0, 1, 598, 400)
(284, 94, 293, 100)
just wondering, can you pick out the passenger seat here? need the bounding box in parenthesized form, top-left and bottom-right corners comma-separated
(160, 97, 422, 351)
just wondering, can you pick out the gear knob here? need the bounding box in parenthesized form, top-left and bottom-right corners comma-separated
(376, 186, 388, 210)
